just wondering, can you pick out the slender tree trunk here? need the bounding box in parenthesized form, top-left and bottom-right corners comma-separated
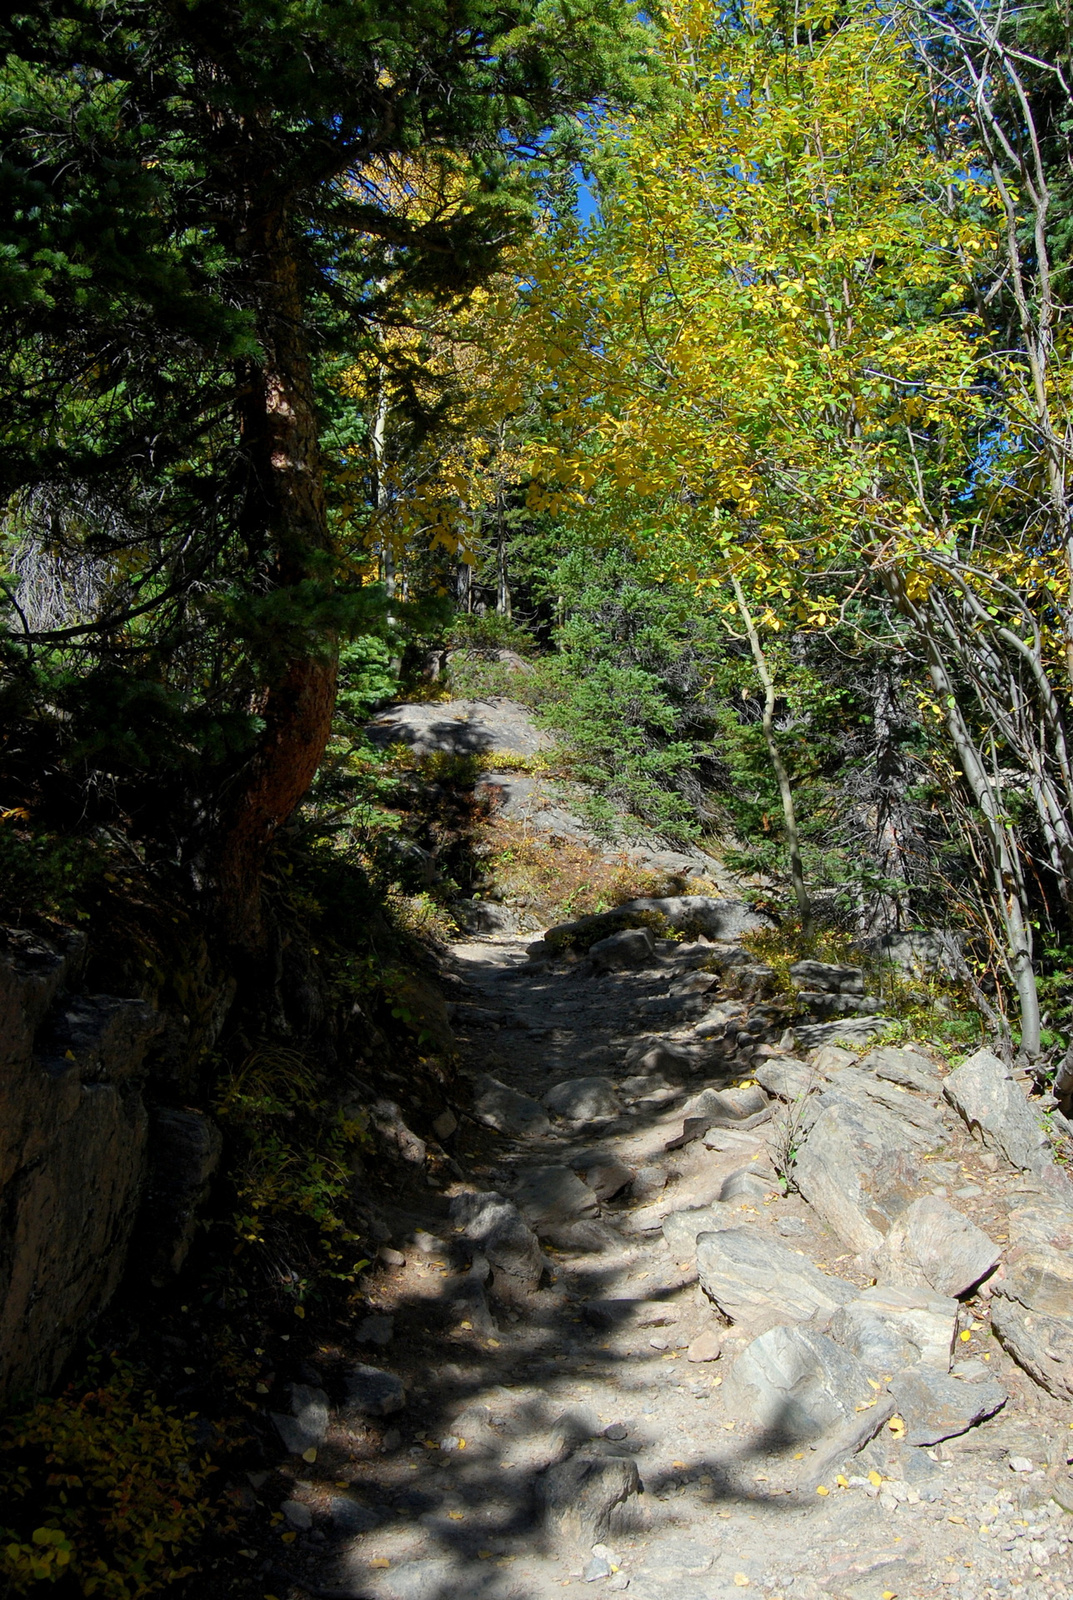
(883, 569, 1041, 1056)
(495, 486, 511, 617)
(730, 575, 813, 937)
(214, 214, 338, 953)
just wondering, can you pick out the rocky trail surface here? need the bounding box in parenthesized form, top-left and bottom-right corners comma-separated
(269, 892, 1073, 1600)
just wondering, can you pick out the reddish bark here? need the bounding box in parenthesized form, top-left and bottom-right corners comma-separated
(212, 213, 338, 952)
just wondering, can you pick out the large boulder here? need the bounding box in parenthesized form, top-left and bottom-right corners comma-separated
(539, 1452, 641, 1546)
(990, 1200, 1073, 1399)
(789, 960, 866, 996)
(791, 1091, 936, 1253)
(722, 1323, 877, 1442)
(943, 1048, 1050, 1173)
(696, 1226, 857, 1332)
(873, 1195, 1001, 1298)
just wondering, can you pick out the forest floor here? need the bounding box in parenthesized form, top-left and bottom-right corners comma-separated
(255, 699, 1073, 1600)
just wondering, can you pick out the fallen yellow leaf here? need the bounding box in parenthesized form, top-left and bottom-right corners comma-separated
(459, 1320, 472, 1329)
(371, 1557, 390, 1568)
(960, 1329, 972, 1342)
(302, 1447, 317, 1463)
(868, 1471, 883, 1487)
(672, 1460, 688, 1469)
(478, 1550, 493, 1560)
(734, 1576, 751, 1588)
(816, 1485, 829, 1496)
(281, 1531, 297, 1544)
(888, 1416, 906, 1438)
(836, 1475, 848, 1488)
(457, 1438, 467, 1449)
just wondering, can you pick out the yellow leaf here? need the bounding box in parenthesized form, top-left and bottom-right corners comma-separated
(302, 1448, 317, 1463)
(816, 1485, 829, 1496)
(888, 1416, 906, 1438)
(371, 1558, 390, 1568)
(868, 1470, 883, 1487)
(836, 1475, 848, 1488)
(280, 1531, 297, 1544)
(294, 1305, 305, 1319)
(448, 1511, 465, 1521)
(960, 1329, 971, 1342)
(734, 1574, 751, 1587)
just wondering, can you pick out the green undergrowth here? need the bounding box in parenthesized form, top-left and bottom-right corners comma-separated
(741, 920, 984, 1056)
(0, 1356, 219, 1597)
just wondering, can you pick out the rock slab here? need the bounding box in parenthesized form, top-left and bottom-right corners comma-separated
(943, 1048, 1050, 1173)
(696, 1225, 857, 1331)
(887, 1365, 1006, 1445)
(723, 1323, 877, 1441)
(873, 1195, 1000, 1298)
(471, 1074, 550, 1138)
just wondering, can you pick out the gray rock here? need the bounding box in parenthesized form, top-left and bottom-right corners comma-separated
(682, 1084, 768, 1124)
(858, 1045, 943, 1094)
(571, 1149, 634, 1201)
(356, 1313, 395, 1347)
(775, 1216, 810, 1238)
(793, 1017, 892, 1051)
(873, 1195, 1001, 1298)
(790, 960, 866, 995)
(342, 1364, 406, 1418)
(431, 1108, 458, 1141)
(366, 698, 553, 757)
(719, 1165, 781, 1203)
(581, 1297, 680, 1330)
(471, 1074, 551, 1138)
(281, 1498, 313, 1531)
(449, 1189, 546, 1296)
(329, 1495, 380, 1535)
(540, 1452, 641, 1545)
(943, 1049, 1051, 1173)
(662, 1204, 735, 1260)
(827, 1285, 958, 1371)
(695, 1226, 857, 1331)
(589, 926, 657, 970)
(271, 1383, 329, 1453)
(754, 1057, 817, 1101)
(989, 1200, 1073, 1399)
(887, 1365, 1006, 1445)
(544, 1076, 621, 1122)
(584, 1554, 612, 1581)
(636, 1537, 714, 1576)
(636, 1043, 693, 1080)
(448, 1271, 499, 1336)
(618, 894, 771, 941)
(791, 1092, 933, 1253)
(513, 1165, 600, 1230)
(990, 1295, 1073, 1401)
(723, 1323, 877, 1441)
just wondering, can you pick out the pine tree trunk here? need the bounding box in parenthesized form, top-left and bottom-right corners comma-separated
(213, 214, 338, 953)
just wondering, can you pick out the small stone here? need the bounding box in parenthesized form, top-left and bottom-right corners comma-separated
(281, 1499, 313, 1531)
(686, 1327, 723, 1363)
(270, 1383, 329, 1454)
(1010, 1456, 1035, 1473)
(412, 1230, 445, 1255)
(649, 1336, 669, 1350)
(341, 1363, 406, 1418)
(432, 1109, 458, 1141)
(328, 1496, 380, 1535)
(540, 1452, 641, 1545)
(378, 1245, 406, 1267)
(603, 1422, 629, 1440)
(585, 1555, 612, 1581)
(775, 1216, 810, 1237)
(356, 1313, 394, 1346)
(607, 1575, 630, 1591)
(572, 1149, 634, 1201)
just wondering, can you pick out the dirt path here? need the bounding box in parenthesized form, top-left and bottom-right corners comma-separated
(290, 925, 1073, 1600)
